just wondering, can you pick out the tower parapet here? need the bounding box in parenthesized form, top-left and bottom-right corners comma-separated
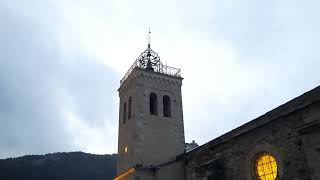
(120, 45, 181, 86)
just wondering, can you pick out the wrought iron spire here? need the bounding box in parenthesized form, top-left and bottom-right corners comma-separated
(119, 29, 182, 85)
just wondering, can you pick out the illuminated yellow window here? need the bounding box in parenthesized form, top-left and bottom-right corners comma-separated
(256, 153, 277, 180)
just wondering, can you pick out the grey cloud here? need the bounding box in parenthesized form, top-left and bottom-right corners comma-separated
(0, 4, 118, 158)
(60, 57, 119, 127)
(207, 0, 320, 60)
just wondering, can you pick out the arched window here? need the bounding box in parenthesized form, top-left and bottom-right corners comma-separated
(163, 95, 171, 117)
(128, 97, 132, 119)
(255, 153, 277, 180)
(123, 102, 127, 124)
(150, 93, 158, 115)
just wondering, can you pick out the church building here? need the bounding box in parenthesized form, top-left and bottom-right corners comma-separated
(114, 35, 320, 180)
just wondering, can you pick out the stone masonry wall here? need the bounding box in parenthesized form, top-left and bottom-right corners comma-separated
(117, 68, 185, 180)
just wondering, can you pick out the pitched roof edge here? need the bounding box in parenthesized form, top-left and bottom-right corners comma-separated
(186, 85, 320, 157)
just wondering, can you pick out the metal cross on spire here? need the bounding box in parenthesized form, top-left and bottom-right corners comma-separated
(147, 28, 151, 48)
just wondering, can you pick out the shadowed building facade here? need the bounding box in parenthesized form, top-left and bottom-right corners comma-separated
(185, 87, 320, 180)
(115, 38, 320, 180)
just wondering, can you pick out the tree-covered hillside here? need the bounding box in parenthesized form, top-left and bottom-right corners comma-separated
(0, 152, 117, 180)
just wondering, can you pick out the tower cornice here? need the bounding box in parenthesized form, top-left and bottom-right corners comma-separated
(118, 67, 183, 95)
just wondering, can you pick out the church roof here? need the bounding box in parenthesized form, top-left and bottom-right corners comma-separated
(186, 85, 320, 157)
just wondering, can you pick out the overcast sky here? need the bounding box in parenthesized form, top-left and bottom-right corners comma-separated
(1, 0, 320, 158)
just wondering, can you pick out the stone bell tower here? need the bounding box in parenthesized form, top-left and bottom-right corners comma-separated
(115, 32, 185, 180)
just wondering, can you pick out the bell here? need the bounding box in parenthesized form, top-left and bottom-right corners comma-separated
(146, 59, 154, 71)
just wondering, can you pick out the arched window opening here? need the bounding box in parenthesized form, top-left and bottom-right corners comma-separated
(163, 95, 171, 117)
(255, 153, 278, 180)
(128, 97, 132, 119)
(123, 102, 127, 124)
(150, 93, 158, 115)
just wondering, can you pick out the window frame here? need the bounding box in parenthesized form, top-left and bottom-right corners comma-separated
(149, 93, 158, 115)
(245, 144, 284, 180)
(163, 95, 171, 117)
(255, 152, 278, 180)
(128, 96, 132, 119)
(123, 102, 127, 124)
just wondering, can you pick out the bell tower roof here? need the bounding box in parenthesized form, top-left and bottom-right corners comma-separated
(120, 30, 182, 85)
